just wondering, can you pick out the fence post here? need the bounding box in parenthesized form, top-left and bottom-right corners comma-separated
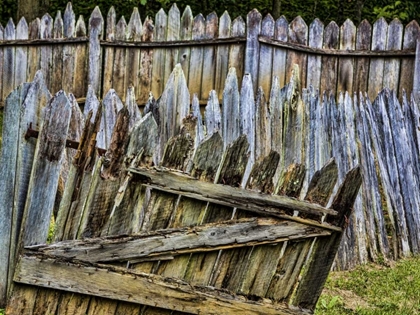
(88, 6, 104, 97)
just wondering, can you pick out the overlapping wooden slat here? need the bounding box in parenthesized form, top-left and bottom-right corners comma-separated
(245, 9, 261, 93)
(272, 16, 288, 88)
(102, 7, 116, 97)
(51, 11, 64, 94)
(286, 16, 307, 89)
(125, 8, 142, 103)
(384, 19, 403, 91)
(337, 19, 356, 94)
(215, 11, 231, 99)
(228, 16, 245, 86)
(73, 15, 87, 99)
(201, 12, 218, 100)
(40, 14, 53, 89)
(164, 4, 180, 85)
(398, 20, 420, 98)
(151, 9, 167, 98)
(188, 13, 205, 99)
(138, 17, 154, 104)
(2, 19, 15, 102)
(62, 3, 76, 94)
(368, 18, 388, 101)
(319, 21, 339, 95)
(307, 18, 323, 90)
(257, 14, 274, 95)
(88, 6, 104, 95)
(354, 20, 371, 93)
(15, 17, 28, 87)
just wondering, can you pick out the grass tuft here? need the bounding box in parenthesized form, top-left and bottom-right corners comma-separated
(315, 257, 420, 315)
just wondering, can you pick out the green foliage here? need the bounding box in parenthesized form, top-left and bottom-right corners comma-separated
(315, 257, 420, 315)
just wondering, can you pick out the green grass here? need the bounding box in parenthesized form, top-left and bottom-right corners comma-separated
(315, 257, 420, 315)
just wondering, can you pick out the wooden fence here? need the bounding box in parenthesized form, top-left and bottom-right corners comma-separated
(0, 2, 420, 108)
(0, 67, 362, 314)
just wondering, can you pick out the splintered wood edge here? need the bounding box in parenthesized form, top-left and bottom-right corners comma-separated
(23, 218, 332, 263)
(128, 167, 341, 231)
(14, 256, 311, 315)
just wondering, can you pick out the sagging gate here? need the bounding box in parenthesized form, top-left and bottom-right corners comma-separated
(1, 65, 361, 314)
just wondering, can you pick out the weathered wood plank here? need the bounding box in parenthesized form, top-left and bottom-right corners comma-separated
(2, 19, 15, 102)
(5, 284, 37, 314)
(364, 93, 410, 257)
(73, 16, 87, 99)
(56, 292, 90, 315)
(164, 4, 180, 87)
(62, 3, 77, 94)
(15, 17, 28, 87)
(353, 20, 371, 94)
(337, 19, 356, 94)
(178, 6, 193, 85)
(368, 18, 388, 101)
(112, 17, 127, 99)
(272, 16, 288, 87)
(100, 89, 124, 149)
(257, 14, 274, 96)
(319, 21, 339, 95)
(215, 11, 231, 99)
(8, 72, 51, 293)
(21, 91, 72, 246)
(0, 84, 30, 305)
(255, 87, 270, 159)
(40, 14, 53, 89)
(306, 18, 323, 90)
(245, 9, 261, 93)
(51, 11, 64, 94)
(78, 108, 130, 238)
(201, 12, 218, 100)
(27, 218, 331, 263)
(286, 17, 308, 89)
(26, 18, 41, 82)
(101, 6, 116, 97)
(125, 8, 142, 103)
(228, 16, 245, 85)
(129, 169, 338, 228)
(222, 67, 240, 148)
(156, 64, 190, 161)
(14, 256, 309, 315)
(188, 13, 205, 98)
(398, 20, 420, 98)
(384, 19, 403, 92)
(151, 9, 167, 98)
(205, 90, 221, 135)
(292, 166, 362, 310)
(138, 17, 154, 104)
(125, 86, 141, 130)
(88, 6, 104, 95)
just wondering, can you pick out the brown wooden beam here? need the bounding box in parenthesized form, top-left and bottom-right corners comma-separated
(14, 256, 310, 315)
(129, 167, 340, 230)
(25, 218, 332, 263)
(259, 36, 416, 57)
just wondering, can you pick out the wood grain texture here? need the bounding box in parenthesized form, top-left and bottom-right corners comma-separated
(201, 12, 218, 100)
(245, 9, 261, 94)
(151, 9, 168, 98)
(15, 17, 29, 87)
(72, 16, 87, 99)
(337, 19, 356, 94)
(62, 3, 77, 94)
(257, 14, 274, 96)
(368, 18, 388, 101)
(353, 20, 371, 94)
(319, 21, 339, 95)
(21, 90, 72, 246)
(306, 18, 323, 91)
(88, 6, 104, 96)
(215, 11, 231, 99)
(272, 16, 288, 88)
(101, 7, 116, 98)
(14, 256, 310, 315)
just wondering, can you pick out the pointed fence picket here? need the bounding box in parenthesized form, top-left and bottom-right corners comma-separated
(1, 3, 420, 108)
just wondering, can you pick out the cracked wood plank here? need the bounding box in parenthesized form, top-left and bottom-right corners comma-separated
(14, 256, 311, 315)
(129, 167, 339, 227)
(26, 217, 331, 263)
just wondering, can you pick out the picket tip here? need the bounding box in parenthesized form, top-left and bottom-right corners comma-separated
(65, 2, 73, 13)
(17, 16, 29, 30)
(181, 5, 193, 18)
(169, 3, 180, 14)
